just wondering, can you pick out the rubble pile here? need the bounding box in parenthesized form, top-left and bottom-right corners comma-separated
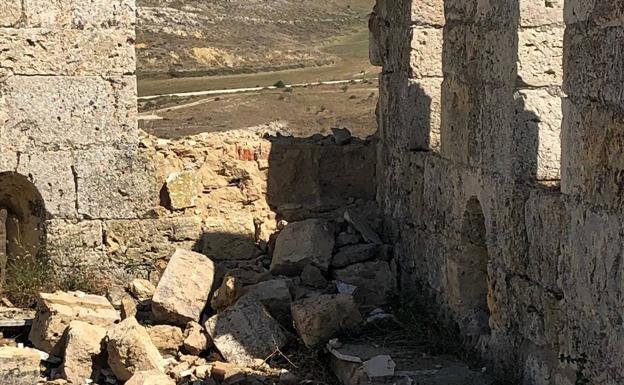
(0, 209, 396, 385)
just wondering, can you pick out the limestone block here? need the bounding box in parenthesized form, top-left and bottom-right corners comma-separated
(410, 27, 443, 78)
(29, 291, 120, 356)
(205, 296, 288, 366)
(201, 214, 257, 260)
(517, 27, 564, 87)
(0, 0, 21, 27)
(16, 150, 76, 218)
(332, 244, 380, 268)
(152, 249, 216, 325)
(0, 347, 41, 385)
(211, 274, 243, 312)
(183, 321, 210, 355)
(0, 28, 135, 76)
(107, 317, 166, 382)
(411, 0, 445, 26)
(519, 0, 564, 26)
(291, 294, 362, 347)
(444, 0, 517, 26)
(22, 0, 136, 29)
(74, 148, 156, 219)
(333, 261, 395, 308)
(513, 88, 562, 181)
(1, 75, 138, 152)
(564, 0, 624, 25)
(129, 279, 156, 301)
(126, 371, 175, 385)
(270, 219, 335, 276)
(62, 321, 107, 385)
(165, 171, 201, 210)
(242, 279, 292, 326)
(146, 325, 184, 357)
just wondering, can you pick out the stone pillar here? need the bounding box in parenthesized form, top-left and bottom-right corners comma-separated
(561, 1, 624, 208)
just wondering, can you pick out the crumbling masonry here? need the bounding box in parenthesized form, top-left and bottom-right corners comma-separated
(0, 0, 623, 384)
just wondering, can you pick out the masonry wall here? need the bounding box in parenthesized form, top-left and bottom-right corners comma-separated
(376, 0, 623, 383)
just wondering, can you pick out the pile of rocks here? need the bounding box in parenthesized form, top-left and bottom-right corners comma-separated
(0, 210, 395, 385)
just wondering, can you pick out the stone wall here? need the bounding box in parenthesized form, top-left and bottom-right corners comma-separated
(375, 0, 623, 383)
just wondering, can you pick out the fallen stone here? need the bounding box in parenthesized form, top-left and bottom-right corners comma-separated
(291, 294, 362, 347)
(210, 362, 248, 383)
(125, 370, 175, 385)
(152, 249, 216, 325)
(331, 127, 352, 145)
(165, 171, 201, 210)
(270, 219, 335, 276)
(332, 261, 395, 308)
(242, 278, 292, 326)
(106, 317, 166, 381)
(363, 355, 396, 378)
(0, 346, 41, 385)
(183, 321, 210, 355)
(300, 264, 329, 289)
(331, 244, 380, 268)
(344, 210, 382, 245)
(147, 325, 185, 357)
(29, 291, 120, 355)
(211, 274, 243, 312)
(205, 296, 288, 366)
(335, 232, 362, 248)
(129, 279, 156, 301)
(62, 321, 107, 385)
(120, 294, 138, 320)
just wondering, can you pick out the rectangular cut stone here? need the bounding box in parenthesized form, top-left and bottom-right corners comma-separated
(46, 219, 105, 265)
(22, 0, 136, 29)
(0, 28, 135, 76)
(445, 0, 518, 25)
(0, 0, 22, 27)
(517, 27, 564, 87)
(564, 0, 624, 25)
(411, 0, 444, 26)
(0, 347, 41, 385)
(1, 76, 137, 151)
(519, 0, 564, 26)
(410, 27, 443, 78)
(563, 25, 624, 107)
(514, 89, 562, 181)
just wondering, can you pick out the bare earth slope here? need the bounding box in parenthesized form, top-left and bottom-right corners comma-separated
(137, 0, 373, 77)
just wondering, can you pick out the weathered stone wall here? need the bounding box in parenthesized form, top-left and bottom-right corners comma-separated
(376, 0, 623, 383)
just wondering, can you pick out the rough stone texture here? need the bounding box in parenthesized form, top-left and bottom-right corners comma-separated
(29, 291, 120, 356)
(152, 249, 216, 325)
(270, 219, 335, 276)
(183, 321, 210, 355)
(0, 347, 41, 385)
(129, 279, 156, 301)
(332, 261, 395, 308)
(291, 294, 362, 347)
(205, 296, 288, 366)
(106, 317, 166, 382)
(126, 371, 176, 385)
(165, 171, 202, 210)
(242, 279, 292, 326)
(62, 321, 107, 385)
(332, 244, 380, 268)
(146, 325, 185, 357)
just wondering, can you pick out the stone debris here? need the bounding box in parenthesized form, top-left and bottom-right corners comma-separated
(331, 127, 353, 145)
(106, 317, 166, 381)
(211, 274, 243, 313)
(333, 261, 395, 308)
(363, 355, 396, 378)
(291, 294, 362, 347)
(331, 244, 380, 268)
(205, 296, 288, 366)
(183, 321, 211, 355)
(270, 219, 335, 276)
(300, 264, 329, 289)
(152, 249, 216, 325)
(344, 210, 382, 245)
(147, 325, 185, 357)
(61, 321, 107, 384)
(128, 279, 157, 301)
(29, 291, 120, 356)
(120, 294, 138, 320)
(125, 370, 176, 385)
(165, 171, 202, 210)
(241, 279, 292, 326)
(0, 346, 41, 385)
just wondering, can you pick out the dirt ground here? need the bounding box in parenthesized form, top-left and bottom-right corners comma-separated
(139, 81, 379, 139)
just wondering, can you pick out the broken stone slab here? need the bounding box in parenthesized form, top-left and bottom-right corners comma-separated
(241, 278, 292, 326)
(0, 307, 35, 327)
(344, 210, 382, 245)
(331, 244, 380, 268)
(152, 249, 216, 325)
(183, 321, 211, 355)
(62, 321, 107, 385)
(204, 296, 288, 366)
(165, 171, 202, 210)
(291, 294, 362, 347)
(106, 317, 166, 382)
(125, 370, 175, 385)
(147, 325, 185, 357)
(332, 261, 395, 308)
(270, 219, 335, 276)
(128, 279, 156, 301)
(0, 346, 41, 385)
(29, 291, 120, 356)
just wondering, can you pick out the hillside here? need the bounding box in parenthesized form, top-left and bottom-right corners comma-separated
(136, 0, 374, 78)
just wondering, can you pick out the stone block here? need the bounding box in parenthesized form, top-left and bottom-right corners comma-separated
(29, 291, 119, 356)
(0, 0, 21, 27)
(165, 171, 201, 210)
(126, 371, 175, 385)
(270, 219, 335, 276)
(517, 27, 564, 87)
(0, 28, 135, 76)
(146, 325, 184, 357)
(291, 294, 362, 347)
(242, 279, 292, 326)
(519, 0, 564, 26)
(107, 317, 166, 382)
(564, 0, 624, 25)
(0, 347, 41, 385)
(201, 214, 257, 260)
(205, 296, 288, 366)
(183, 321, 210, 356)
(410, 27, 443, 78)
(22, 0, 136, 29)
(332, 261, 395, 308)
(152, 249, 216, 325)
(62, 321, 107, 385)
(411, 0, 445, 26)
(332, 244, 380, 268)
